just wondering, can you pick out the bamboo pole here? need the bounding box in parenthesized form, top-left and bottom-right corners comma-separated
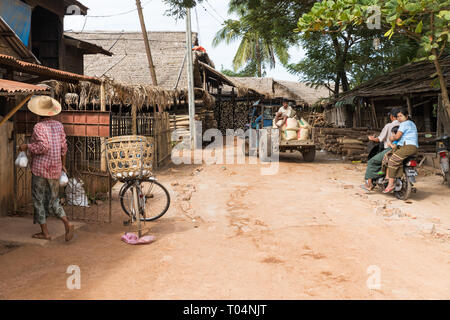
(0, 94, 32, 127)
(132, 104, 137, 135)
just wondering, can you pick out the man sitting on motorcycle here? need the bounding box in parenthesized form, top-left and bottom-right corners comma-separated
(362, 108, 400, 191)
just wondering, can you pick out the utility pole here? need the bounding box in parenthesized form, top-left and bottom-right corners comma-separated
(185, 7, 196, 149)
(136, 0, 158, 86)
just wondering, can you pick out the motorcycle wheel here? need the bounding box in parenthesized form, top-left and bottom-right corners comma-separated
(394, 175, 412, 200)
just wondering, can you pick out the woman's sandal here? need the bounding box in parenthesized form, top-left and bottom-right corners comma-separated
(382, 186, 395, 194)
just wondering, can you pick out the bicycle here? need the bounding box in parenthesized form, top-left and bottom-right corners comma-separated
(105, 135, 170, 237)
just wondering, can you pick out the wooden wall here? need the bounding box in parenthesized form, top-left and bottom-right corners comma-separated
(0, 116, 15, 216)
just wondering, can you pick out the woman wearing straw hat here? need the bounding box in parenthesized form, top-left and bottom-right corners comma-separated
(19, 96, 74, 241)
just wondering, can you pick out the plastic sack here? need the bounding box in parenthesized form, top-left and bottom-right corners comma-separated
(59, 172, 69, 187)
(299, 128, 310, 141)
(286, 118, 299, 130)
(15, 151, 28, 168)
(298, 118, 311, 129)
(66, 178, 89, 207)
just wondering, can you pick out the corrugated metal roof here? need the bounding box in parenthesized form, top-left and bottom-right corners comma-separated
(0, 53, 101, 84)
(0, 79, 49, 93)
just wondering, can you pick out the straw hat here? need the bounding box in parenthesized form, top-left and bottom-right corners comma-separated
(27, 95, 61, 117)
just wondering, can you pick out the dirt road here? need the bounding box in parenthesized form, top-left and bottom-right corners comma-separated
(1, 147, 450, 299)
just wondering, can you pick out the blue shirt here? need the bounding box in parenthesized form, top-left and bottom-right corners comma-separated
(397, 120, 419, 148)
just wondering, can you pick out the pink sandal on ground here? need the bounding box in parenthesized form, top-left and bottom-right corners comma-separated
(383, 186, 395, 194)
(121, 232, 155, 245)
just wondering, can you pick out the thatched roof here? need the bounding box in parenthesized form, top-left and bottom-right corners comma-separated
(65, 31, 217, 91)
(231, 77, 332, 106)
(43, 79, 215, 111)
(334, 55, 450, 104)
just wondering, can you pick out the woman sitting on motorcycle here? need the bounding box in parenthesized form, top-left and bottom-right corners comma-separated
(383, 109, 419, 193)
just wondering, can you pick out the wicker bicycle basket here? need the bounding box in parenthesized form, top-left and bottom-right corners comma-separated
(105, 135, 154, 182)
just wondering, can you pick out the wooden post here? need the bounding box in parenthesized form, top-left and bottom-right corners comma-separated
(406, 96, 413, 118)
(232, 87, 235, 129)
(203, 69, 207, 90)
(370, 99, 378, 129)
(437, 95, 442, 137)
(100, 81, 107, 172)
(424, 101, 432, 132)
(136, 0, 158, 86)
(132, 104, 137, 135)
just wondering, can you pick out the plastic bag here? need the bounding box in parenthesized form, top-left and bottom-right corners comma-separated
(66, 178, 89, 207)
(59, 172, 69, 187)
(15, 151, 28, 168)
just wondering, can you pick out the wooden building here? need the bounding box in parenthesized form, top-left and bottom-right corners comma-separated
(0, 0, 111, 75)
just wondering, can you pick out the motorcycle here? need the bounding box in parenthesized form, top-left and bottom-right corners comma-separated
(367, 143, 418, 200)
(434, 134, 450, 187)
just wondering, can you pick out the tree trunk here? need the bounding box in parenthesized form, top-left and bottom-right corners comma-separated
(339, 69, 350, 92)
(334, 75, 341, 97)
(432, 49, 450, 122)
(331, 34, 350, 93)
(255, 40, 262, 77)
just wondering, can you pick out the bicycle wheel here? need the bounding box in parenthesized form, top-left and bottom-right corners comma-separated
(120, 179, 170, 221)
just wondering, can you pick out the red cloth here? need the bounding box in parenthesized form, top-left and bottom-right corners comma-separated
(192, 45, 206, 53)
(28, 119, 67, 180)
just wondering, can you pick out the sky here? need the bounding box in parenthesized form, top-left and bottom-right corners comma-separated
(64, 0, 305, 81)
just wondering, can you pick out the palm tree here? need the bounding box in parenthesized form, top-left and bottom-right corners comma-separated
(212, 15, 289, 77)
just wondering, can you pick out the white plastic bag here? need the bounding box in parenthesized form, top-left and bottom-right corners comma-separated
(66, 178, 89, 207)
(15, 151, 28, 168)
(59, 172, 69, 187)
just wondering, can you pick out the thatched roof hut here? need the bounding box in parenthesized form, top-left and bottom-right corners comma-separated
(230, 77, 332, 106)
(334, 55, 450, 102)
(328, 55, 450, 132)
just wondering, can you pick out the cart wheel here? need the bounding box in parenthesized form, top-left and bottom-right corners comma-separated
(302, 148, 316, 162)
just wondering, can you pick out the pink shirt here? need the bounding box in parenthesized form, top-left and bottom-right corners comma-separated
(28, 119, 67, 180)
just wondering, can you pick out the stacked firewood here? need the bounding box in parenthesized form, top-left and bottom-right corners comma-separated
(313, 127, 378, 162)
(305, 112, 333, 128)
(313, 127, 437, 162)
(215, 101, 249, 134)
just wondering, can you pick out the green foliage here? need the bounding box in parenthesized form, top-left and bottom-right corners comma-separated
(162, 0, 202, 18)
(213, 3, 291, 77)
(287, 30, 419, 93)
(220, 61, 261, 77)
(296, 0, 449, 62)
